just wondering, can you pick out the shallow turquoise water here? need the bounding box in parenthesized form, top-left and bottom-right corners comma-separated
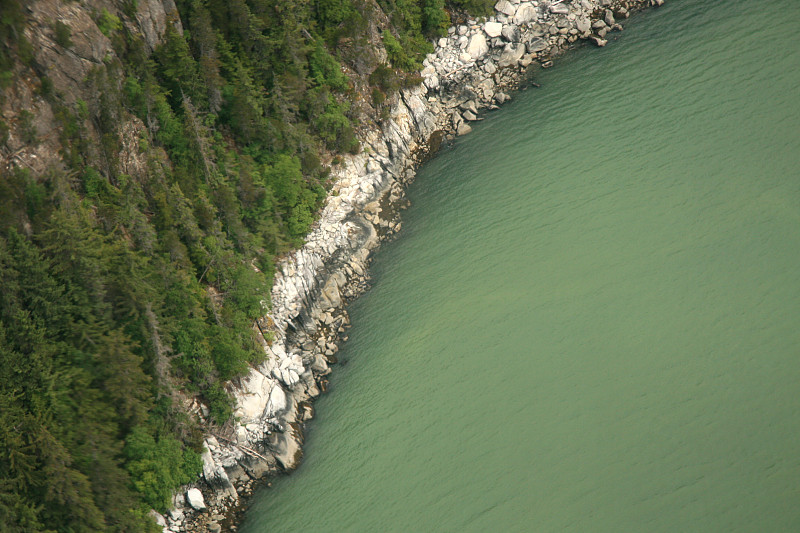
(240, 1, 800, 531)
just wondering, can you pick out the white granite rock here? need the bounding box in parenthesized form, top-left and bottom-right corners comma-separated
(513, 3, 537, 24)
(186, 489, 206, 511)
(467, 33, 489, 59)
(495, 0, 517, 16)
(484, 21, 503, 37)
(265, 383, 287, 418)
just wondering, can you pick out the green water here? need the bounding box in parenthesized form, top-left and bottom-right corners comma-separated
(241, 1, 800, 531)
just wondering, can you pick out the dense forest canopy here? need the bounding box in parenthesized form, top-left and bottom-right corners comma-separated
(0, 0, 494, 530)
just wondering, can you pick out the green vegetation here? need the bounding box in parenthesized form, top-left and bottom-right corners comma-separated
(0, 0, 495, 529)
(97, 8, 122, 37)
(53, 20, 73, 48)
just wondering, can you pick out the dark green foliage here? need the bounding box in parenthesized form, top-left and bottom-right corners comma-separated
(0, 119, 8, 145)
(18, 110, 37, 145)
(448, 0, 495, 17)
(422, 0, 449, 37)
(0, 0, 26, 87)
(53, 20, 73, 48)
(97, 8, 122, 37)
(124, 426, 203, 512)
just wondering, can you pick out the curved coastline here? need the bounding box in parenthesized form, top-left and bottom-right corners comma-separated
(166, 0, 665, 530)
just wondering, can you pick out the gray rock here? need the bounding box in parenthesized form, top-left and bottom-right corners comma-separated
(484, 61, 497, 74)
(592, 19, 607, 30)
(604, 9, 615, 26)
(265, 383, 287, 418)
(149, 510, 167, 528)
(208, 522, 222, 533)
(460, 100, 479, 115)
(484, 21, 503, 38)
(501, 24, 521, 42)
(580, 0, 593, 9)
(513, 4, 537, 24)
(495, 0, 516, 15)
(549, 3, 569, 14)
(589, 34, 607, 47)
(456, 123, 473, 136)
(186, 488, 206, 511)
(527, 39, 548, 53)
(463, 110, 478, 121)
(466, 33, 489, 59)
(576, 17, 591, 33)
(497, 43, 525, 68)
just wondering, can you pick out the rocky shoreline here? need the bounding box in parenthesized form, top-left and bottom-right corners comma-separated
(160, 0, 665, 531)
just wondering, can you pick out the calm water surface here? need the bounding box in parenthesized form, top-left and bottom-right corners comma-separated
(241, 0, 800, 530)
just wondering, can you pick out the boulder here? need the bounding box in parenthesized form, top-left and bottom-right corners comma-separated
(604, 9, 615, 26)
(466, 33, 489, 59)
(588, 35, 607, 47)
(265, 383, 288, 418)
(456, 123, 473, 136)
(186, 488, 206, 511)
(201, 446, 238, 501)
(513, 4, 537, 24)
(501, 24, 521, 42)
(149, 510, 167, 528)
(463, 110, 477, 121)
(495, 0, 516, 16)
(497, 43, 525, 68)
(576, 16, 591, 33)
(484, 21, 503, 38)
(424, 74, 439, 90)
(549, 3, 569, 14)
(527, 39, 548, 53)
(460, 99, 479, 115)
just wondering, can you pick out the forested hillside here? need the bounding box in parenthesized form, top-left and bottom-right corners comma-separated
(0, 0, 490, 530)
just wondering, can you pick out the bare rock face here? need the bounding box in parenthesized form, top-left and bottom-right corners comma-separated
(27, 2, 113, 105)
(135, 0, 183, 51)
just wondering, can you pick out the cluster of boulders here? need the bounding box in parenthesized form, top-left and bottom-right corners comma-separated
(165, 0, 663, 531)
